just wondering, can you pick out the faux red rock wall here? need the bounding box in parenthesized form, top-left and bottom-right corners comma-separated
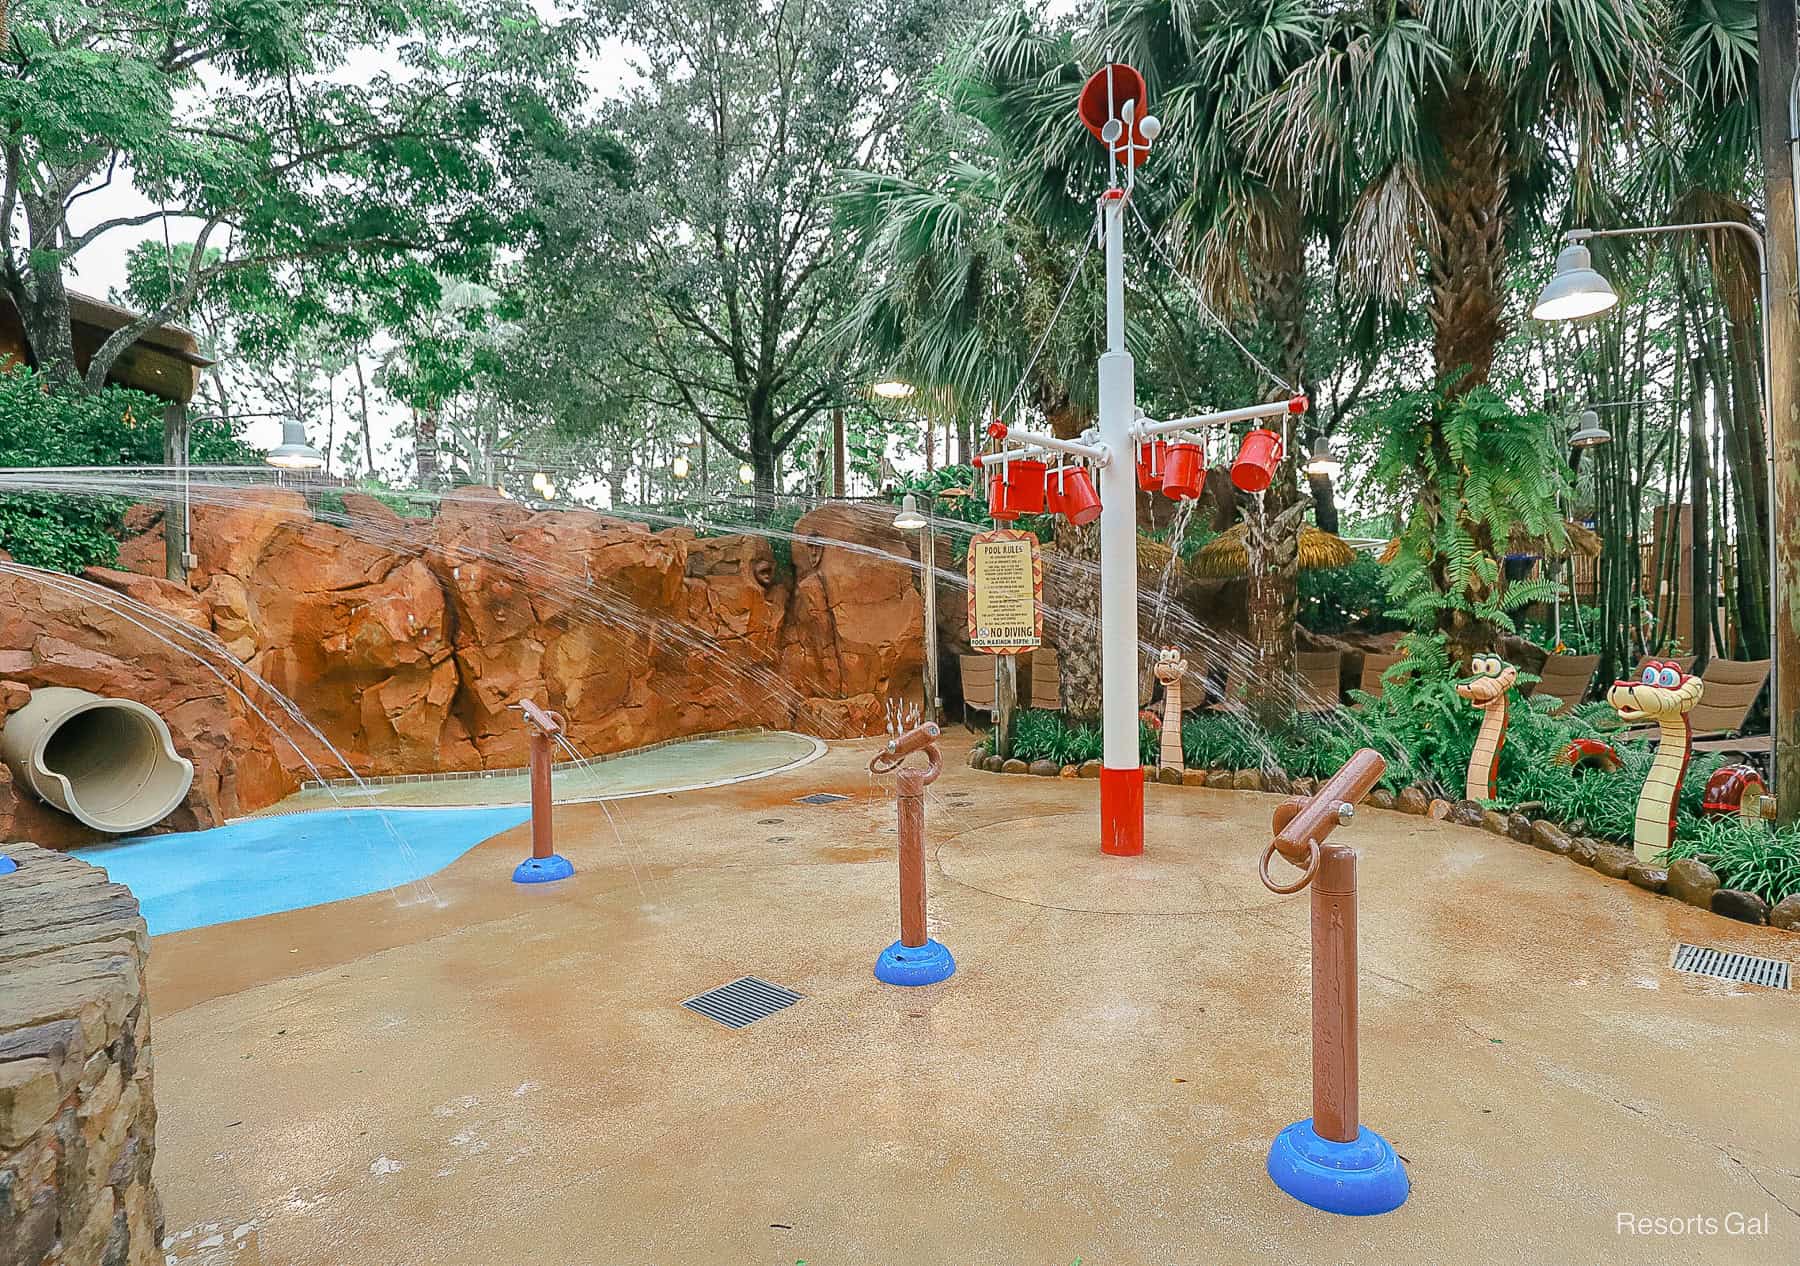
(0, 492, 923, 846)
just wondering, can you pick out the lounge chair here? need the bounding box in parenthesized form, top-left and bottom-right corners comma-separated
(1297, 650, 1343, 713)
(960, 653, 996, 726)
(1357, 651, 1410, 701)
(1028, 647, 1063, 712)
(1526, 651, 1601, 717)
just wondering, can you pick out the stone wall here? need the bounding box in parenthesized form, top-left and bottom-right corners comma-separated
(0, 492, 925, 846)
(0, 845, 160, 1266)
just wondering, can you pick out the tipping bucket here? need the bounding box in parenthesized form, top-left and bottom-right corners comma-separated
(1231, 428, 1284, 493)
(986, 466, 1019, 521)
(1049, 467, 1102, 526)
(996, 458, 1047, 517)
(1136, 439, 1168, 492)
(1161, 442, 1204, 500)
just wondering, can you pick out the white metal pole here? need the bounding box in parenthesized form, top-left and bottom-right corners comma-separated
(1097, 190, 1143, 855)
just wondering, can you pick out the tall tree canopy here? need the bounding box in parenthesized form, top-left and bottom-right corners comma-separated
(509, 0, 964, 503)
(3, 0, 594, 391)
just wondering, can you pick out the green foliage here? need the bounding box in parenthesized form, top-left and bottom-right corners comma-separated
(0, 369, 251, 571)
(1355, 385, 1570, 646)
(11, 0, 594, 390)
(1666, 820, 1800, 908)
(1297, 555, 1397, 634)
(1009, 710, 1101, 766)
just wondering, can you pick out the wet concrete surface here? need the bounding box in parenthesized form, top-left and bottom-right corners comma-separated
(145, 735, 1800, 1264)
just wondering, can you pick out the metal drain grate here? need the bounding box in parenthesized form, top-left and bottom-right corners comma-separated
(681, 977, 804, 1028)
(796, 792, 850, 805)
(1670, 943, 1791, 990)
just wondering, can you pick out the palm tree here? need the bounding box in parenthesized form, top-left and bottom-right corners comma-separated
(1103, 0, 1325, 729)
(1242, 0, 1667, 662)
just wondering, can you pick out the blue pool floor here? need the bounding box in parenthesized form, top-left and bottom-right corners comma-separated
(75, 806, 531, 936)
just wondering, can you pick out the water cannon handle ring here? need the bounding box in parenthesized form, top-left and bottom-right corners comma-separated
(1260, 838, 1320, 895)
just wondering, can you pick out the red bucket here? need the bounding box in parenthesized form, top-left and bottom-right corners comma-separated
(988, 457, 1047, 519)
(986, 466, 1018, 521)
(1136, 439, 1168, 492)
(1049, 467, 1102, 526)
(1231, 428, 1284, 493)
(1161, 441, 1204, 500)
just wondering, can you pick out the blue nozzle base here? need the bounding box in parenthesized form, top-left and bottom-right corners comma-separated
(874, 938, 955, 986)
(512, 854, 575, 885)
(1266, 1118, 1409, 1216)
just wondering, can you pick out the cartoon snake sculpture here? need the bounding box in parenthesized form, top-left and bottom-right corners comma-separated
(1606, 659, 1705, 862)
(1153, 647, 1186, 772)
(1455, 653, 1518, 801)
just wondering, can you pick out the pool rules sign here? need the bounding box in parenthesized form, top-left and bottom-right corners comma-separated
(967, 529, 1043, 653)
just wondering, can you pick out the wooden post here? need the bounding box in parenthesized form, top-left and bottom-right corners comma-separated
(1309, 844, 1358, 1143)
(832, 406, 846, 497)
(994, 652, 1018, 760)
(1762, 0, 1800, 819)
(512, 700, 573, 883)
(869, 722, 953, 985)
(162, 402, 189, 586)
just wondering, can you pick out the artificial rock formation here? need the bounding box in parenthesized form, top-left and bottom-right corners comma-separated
(3, 490, 924, 845)
(0, 845, 161, 1266)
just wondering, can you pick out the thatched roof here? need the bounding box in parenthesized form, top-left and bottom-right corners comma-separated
(1188, 523, 1357, 579)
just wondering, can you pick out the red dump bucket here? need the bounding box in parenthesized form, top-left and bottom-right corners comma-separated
(1048, 467, 1102, 526)
(988, 458, 1047, 519)
(986, 466, 1018, 521)
(1161, 442, 1204, 500)
(1136, 439, 1168, 492)
(1231, 428, 1284, 493)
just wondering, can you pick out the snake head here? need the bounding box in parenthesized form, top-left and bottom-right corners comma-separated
(1607, 660, 1704, 723)
(1455, 653, 1517, 709)
(1153, 646, 1186, 684)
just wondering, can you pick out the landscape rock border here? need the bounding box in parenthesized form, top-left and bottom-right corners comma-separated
(970, 758, 1799, 938)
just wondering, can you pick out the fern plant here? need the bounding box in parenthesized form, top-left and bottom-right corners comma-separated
(1355, 384, 1571, 661)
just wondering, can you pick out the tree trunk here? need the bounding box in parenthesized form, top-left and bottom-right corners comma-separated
(1423, 84, 1509, 394)
(354, 355, 374, 476)
(162, 402, 189, 586)
(416, 406, 439, 488)
(831, 406, 846, 496)
(10, 196, 81, 384)
(1052, 518, 1103, 721)
(1759, 0, 1800, 821)
(1689, 354, 1712, 673)
(1241, 197, 1308, 729)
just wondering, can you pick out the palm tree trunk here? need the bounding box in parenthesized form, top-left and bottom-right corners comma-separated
(1424, 85, 1509, 394)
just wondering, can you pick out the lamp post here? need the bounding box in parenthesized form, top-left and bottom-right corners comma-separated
(1534, 222, 1784, 803)
(893, 492, 940, 722)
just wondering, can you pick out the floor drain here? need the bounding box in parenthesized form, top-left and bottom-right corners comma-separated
(1670, 943, 1791, 990)
(766, 836, 794, 843)
(756, 818, 784, 825)
(681, 977, 804, 1028)
(796, 792, 850, 805)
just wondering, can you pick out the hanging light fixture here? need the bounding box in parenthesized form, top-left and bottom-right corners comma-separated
(892, 491, 927, 531)
(1569, 409, 1612, 448)
(738, 462, 755, 485)
(672, 454, 690, 480)
(1302, 434, 1343, 479)
(1531, 242, 1619, 322)
(264, 419, 326, 471)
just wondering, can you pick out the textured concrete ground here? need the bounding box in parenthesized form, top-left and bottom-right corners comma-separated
(143, 735, 1800, 1265)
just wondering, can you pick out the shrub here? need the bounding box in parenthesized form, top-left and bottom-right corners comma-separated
(0, 367, 252, 571)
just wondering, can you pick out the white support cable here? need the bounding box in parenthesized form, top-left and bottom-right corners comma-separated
(1124, 197, 1294, 395)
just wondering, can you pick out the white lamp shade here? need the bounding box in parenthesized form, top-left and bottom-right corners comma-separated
(1302, 435, 1342, 478)
(265, 419, 326, 470)
(1569, 409, 1612, 448)
(892, 492, 927, 531)
(1532, 243, 1619, 322)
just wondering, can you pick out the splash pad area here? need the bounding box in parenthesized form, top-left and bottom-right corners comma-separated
(73, 731, 821, 934)
(142, 733, 1800, 1265)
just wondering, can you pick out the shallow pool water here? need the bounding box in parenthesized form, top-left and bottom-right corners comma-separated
(264, 729, 823, 811)
(76, 806, 531, 936)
